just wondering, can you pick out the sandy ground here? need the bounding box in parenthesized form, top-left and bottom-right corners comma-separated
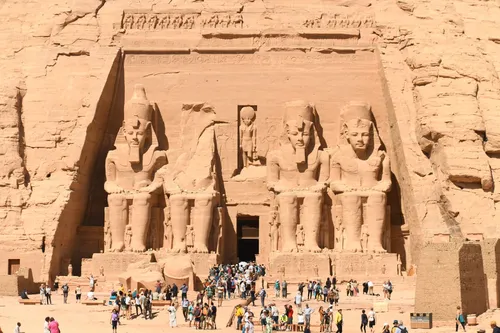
(0, 286, 495, 333)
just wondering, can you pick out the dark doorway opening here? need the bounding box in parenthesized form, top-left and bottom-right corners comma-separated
(8, 259, 20, 275)
(237, 216, 259, 262)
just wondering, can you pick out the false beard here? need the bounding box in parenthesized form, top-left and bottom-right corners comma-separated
(295, 146, 306, 164)
(128, 146, 141, 164)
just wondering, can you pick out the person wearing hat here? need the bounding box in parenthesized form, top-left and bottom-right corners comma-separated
(391, 320, 408, 333)
(491, 321, 500, 333)
(391, 320, 399, 333)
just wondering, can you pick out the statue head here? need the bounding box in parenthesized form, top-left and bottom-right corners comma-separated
(283, 100, 316, 164)
(122, 84, 153, 164)
(341, 102, 380, 156)
(240, 106, 256, 126)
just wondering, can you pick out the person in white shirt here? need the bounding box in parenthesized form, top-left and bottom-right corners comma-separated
(45, 286, 52, 305)
(87, 290, 95, 300)
(125, 294, 132, 319)
(44, 317, 50, 333)
(303, 304, 314, 326)
(368, 308, 376, 333)
(367, 281, 374, 295)
(14, 322, 21, 333)
(168, 304, 177, 327)
(295, 292, 302, 311)
(245, 316, 255, 333)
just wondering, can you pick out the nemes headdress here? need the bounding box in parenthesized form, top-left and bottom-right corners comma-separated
(124, 84, 152, 121)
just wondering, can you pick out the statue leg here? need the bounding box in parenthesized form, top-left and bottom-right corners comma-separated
(130, 193, 152, 252)
(170, 195, 189, 253)
(366, 192, 387, 253)
(193, 193, 214, 253)
(108, 194, 128, 252)
(339, 193, 362, 252)
(302, 192, 323, 252)
(278, 193, 298, 252)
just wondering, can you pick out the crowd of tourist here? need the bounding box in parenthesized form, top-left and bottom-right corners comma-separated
(9, 260, 500, 333)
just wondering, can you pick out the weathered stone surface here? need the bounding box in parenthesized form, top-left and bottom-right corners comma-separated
(415, 242, 487, 321)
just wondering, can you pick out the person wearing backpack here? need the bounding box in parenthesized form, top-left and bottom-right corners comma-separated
(455, 306, 466, 332)
(194, 304, 202, 329)
(397, 320, 408, 333)
(259, 288, 267, 307)
(62, 284, 69, 304)
(145, 291, 153, 320)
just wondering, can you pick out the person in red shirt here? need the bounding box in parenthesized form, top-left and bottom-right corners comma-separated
(287, 305, 294, 325)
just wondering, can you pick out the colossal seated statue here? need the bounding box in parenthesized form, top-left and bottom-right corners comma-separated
(267, 100, 330, 253)
(104, 84, 167, 252)
(329, 102, 391, 253)
(149, 103, 218, 254)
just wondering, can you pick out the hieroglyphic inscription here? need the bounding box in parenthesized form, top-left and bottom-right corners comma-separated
(122, 12, 244, 30)
(123, 53, 378, 69)
(303, 14, 374, 28)
(124, 53, 374, 67)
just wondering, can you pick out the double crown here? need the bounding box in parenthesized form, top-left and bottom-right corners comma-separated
(341, 101, 372, 123)
(124, 84, 152, 121)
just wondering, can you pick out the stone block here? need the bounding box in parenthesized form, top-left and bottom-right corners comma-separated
(268, 252, 331, 279)
(89, 252, 148, 279)
(330, 252, 398, 277)
(415, 242, 487, 321)
(480, 239, 500, 309)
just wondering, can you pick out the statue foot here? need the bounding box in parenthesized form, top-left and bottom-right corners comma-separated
(305, 246, 321, 253)
(345, 248, 361, 253)
(172, 246, 187, 253)
(282, 246, 298, 253)
(193, 246, 209, 253)
(370, 247, 387, 254)
(131, 246, 146, 253)
(111, 243, 125, 252)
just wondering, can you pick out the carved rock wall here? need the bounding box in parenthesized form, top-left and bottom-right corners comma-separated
(0, 0, 499, 282)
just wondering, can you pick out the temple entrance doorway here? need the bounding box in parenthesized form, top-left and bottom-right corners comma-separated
(237, 216, 259, 262)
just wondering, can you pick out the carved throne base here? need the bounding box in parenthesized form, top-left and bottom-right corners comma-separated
(82, 252, 148, 279)
(268, 252, 331, 280)
(330, 252, 398, 278)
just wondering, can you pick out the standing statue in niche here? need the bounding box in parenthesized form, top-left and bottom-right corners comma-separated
(186, 225, 195, 250)
(239, 106, 258, 168)
(104, 219, 112, 251)
(296, 225, 305, 248)
(396, 254, 402, 276)
(360, 224, 369, 253)
(267, 100, 330, 252)
(104, 84, 167, 252)
(329, 102, 391, 252)
(269, 208, 279, 251)
(150, 103, 218, 253)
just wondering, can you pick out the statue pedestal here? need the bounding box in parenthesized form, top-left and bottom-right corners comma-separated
(83, 253, 148, 279)
(268, 252, 331, 280)
(330, 252, 398, 278)
(155, 252, 219, 290)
